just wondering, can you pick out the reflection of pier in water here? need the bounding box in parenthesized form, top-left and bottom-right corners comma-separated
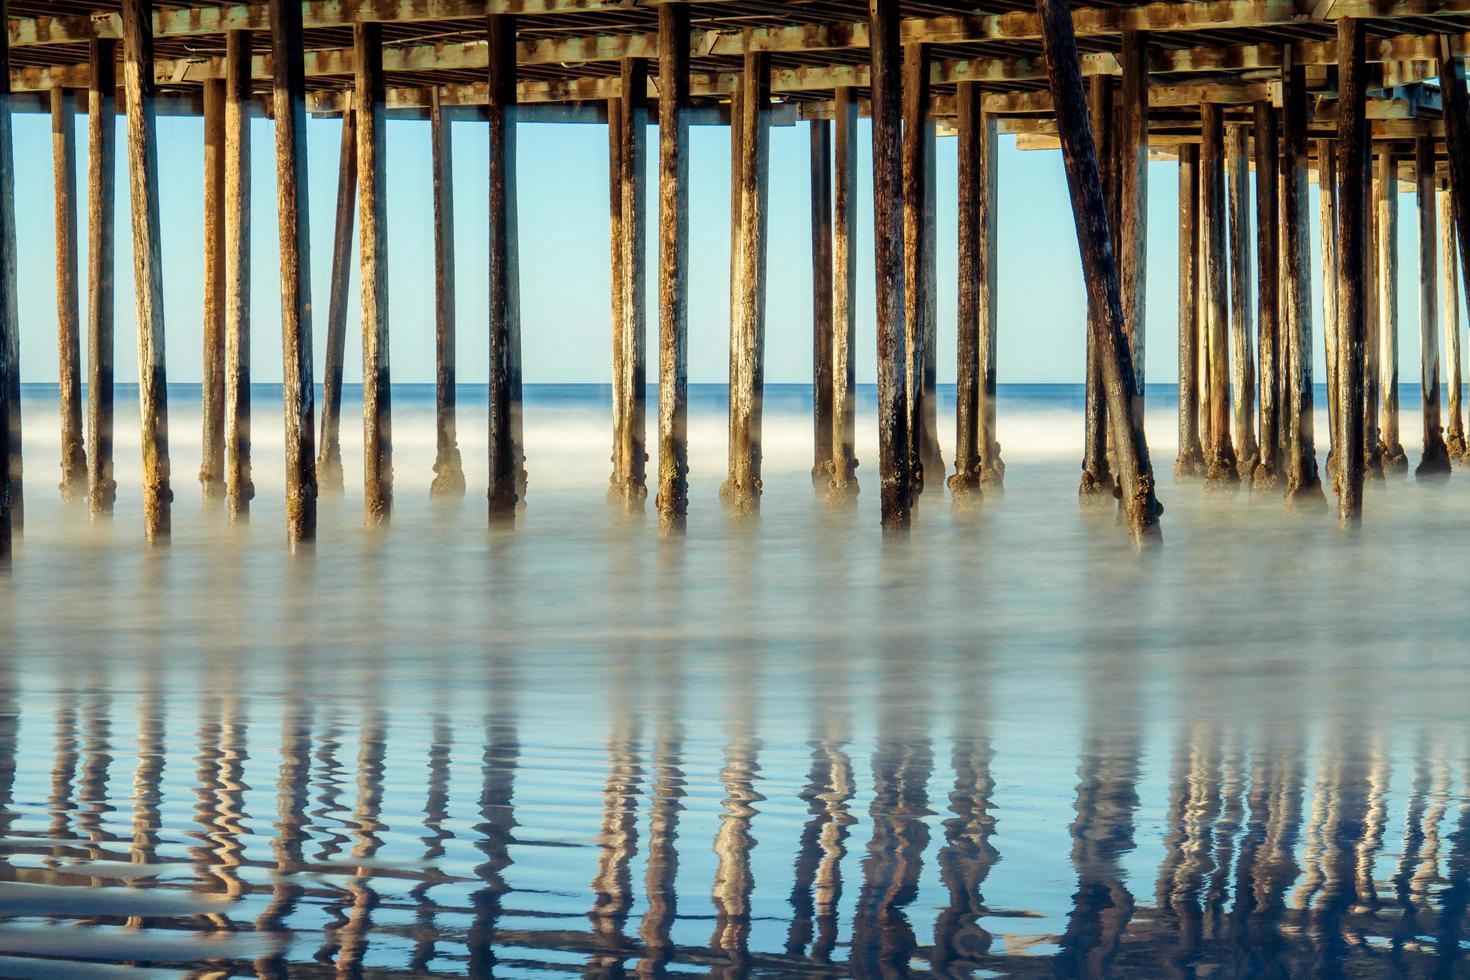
(0, 683, 1467, 976)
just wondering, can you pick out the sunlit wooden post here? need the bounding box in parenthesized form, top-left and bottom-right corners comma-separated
(357, 22, 391, 526)
(1337, 19, 1368, 523)
(1416, 133, 1452, 477)
(487, 12, 523, 521)
(655, 3, 690, 530)
(1200, 102, 1237, 486)
(828, 86, 860, 502)
(430, 89, 466, 498)
(1175, 144, 1205, 477)
(1253, 104, 1282, 487)
(86, 39, 117, 521)
(1441, 186, 1466, 461)
(52, 87, 87, 502)
(122, 0, 173, 543)
(1319, 140, 1340, 480)
(1079, 76, 1114, 500)
(1374, 146, 1407, 472)
(200, 78, 226, 501)
(223, 30, 253, 520)
(0, 1, 14, 556)
(1281, 53, 1321, 504)
(1037, 0, 1161, 543)
(870, 0, 910, 528)
(902, 42, 937, 494)
(811, 117, 834, 491)
(609, 57, 648, 512)
(1118, 29, 1148, 434)
(316, 100, 356, 494)
(1442, 34, 1470, 474)
(1226, 121, 1257, 479)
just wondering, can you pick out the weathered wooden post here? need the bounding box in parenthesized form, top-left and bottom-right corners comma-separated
(86, 39, 117, 520)
(1363, 149, 1385, 478)
(721, 53, 770, 516)
(828, 87, 860, 502)
(52, 88, 87, 502)
(1079, 77, 1114, 500)
(903, 43, 942, 493)
(1253, 104, 1282, 488)
(1318, 140, 1340, 479)
(1416, 134, 1452, 477)
(487, 12, 524, 520)
(609, 58, 648, 511)
(870, 0, 909, 528)
(1118, 30, 1148, 435)
(1281, 55, 1322, 504)
(0, 0, 13, 554)
(656, 4, 690, 530)
(950, 81, 983, 503)
(1441, 187, 1466, 460)
(223, 30, 252, 520)
(1175, 144, 1205, 477)
(1200, 103, 1237, 486)
(316, 102, 356, 493)
(430, 90, 465, 497)
(272, 0, 317, 544)
(200, 79, 226, 501)
(976, 106, 1002, 489)
(122, 0, 173, 542)
(1226, 122, 1257, 479)
(810, 118, 834, 491)
(1037, 0, 1161, 542)
(1337, 19, 1369, 523)
(357, 23, 391, 525)
(1439, 35, 1470, 473)
(1374, 147, 1407, 472)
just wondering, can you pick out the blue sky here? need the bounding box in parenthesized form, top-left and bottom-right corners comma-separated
(9, 109, 1439, 386)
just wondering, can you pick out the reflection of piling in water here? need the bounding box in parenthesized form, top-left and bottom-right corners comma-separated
(328, 708, 388, 977)
(467, 665, 520, 977)
(409, 714, 454, 973)
(252, 697, 313, 980)
(46, 693, 79, 851)
(637, 707, 684, 977)
(125, 686, 165, 927)
(587, 693, 643, 968)
(1234, 733, 1306, 976)
(931, 727, 997, 975)
(709, 725, 762, 970)
(786, 728, 857, 961)
(1155, 723, 1224, 969)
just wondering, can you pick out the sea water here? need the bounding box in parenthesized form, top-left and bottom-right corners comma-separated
(0, 381, 1467, 977)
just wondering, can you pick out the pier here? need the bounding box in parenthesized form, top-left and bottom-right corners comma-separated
(2, 0, 1470, 554)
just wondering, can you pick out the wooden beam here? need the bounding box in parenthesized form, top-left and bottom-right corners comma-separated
(1226, 121, 1257, 477)
(655, 2, 689, 531)
(486, 11, 521, 520)
(0, 0, 13, 555)
(52, 86, 86, 503)
(1254, 103, 1282, 487)
(1282, 52, 1323, 502)
(870, 0, 909, 529)
(357, 20, 391, 526)
(1416, 132, 1452, 476)
(810, 115, 834, 492)
(86, 38, 117, 520)
(1039, 0, 1161, 542)
(122, 0, 172, 543)
(1175, 142, 1205, 477)
(273, 0, 317, 544)
(200, 77, 226, 501)
(1337, 18, 1368, 522)
(829, 86, 858, 503)
(430, 88, 466, 498)
(223, 30, 252, 521)
(316, 100, 356, 494)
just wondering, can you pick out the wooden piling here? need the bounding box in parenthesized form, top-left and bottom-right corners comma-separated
(1336, 19, 1368, 524)
(810, 119, 834, 490)
(0, 1, 14, 554)
(828, 86, 859, 503)
(1079, 76, 1114, 500)
(1318, 140, 1340, 481)
(487, 12, 523, 520)
(1441, 187, 1466, 461)
(52, 87, 87, 502)
(976, 106, 1003, 489)
(1036, 0, 1161, 542)
(655, 3, 690, 530)
(870, 0, 910, 528)
(316, 100, 356, 494)
(1374, 146, 1407, 473)
(1253, 104, 1282, 488)
(356, 22, 391, 525)
(1226, 122, 1257, 479)
(430, 89, 466, 497)
(1118, 29, 1148, 432)
(1363, 151, 1384, 478)
(1439, 33, 1470, 475)
(950, 81, 982, 504)
(223, 30, 252, 520)
(609, 57, 648, 511)
(1175, 144, 1205, 477)
(121, 0, 173, 543)
(200, 79, 226, 501)
(1200, 102, 1237, 486)
(721, 52, 770, 516)
(1281, 55, 1321, 504)
(1416, 135, 1451, 478)
(85, 39, 117, 521)
(903, 42, 942, 494)
(269, 1, 316, 544)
